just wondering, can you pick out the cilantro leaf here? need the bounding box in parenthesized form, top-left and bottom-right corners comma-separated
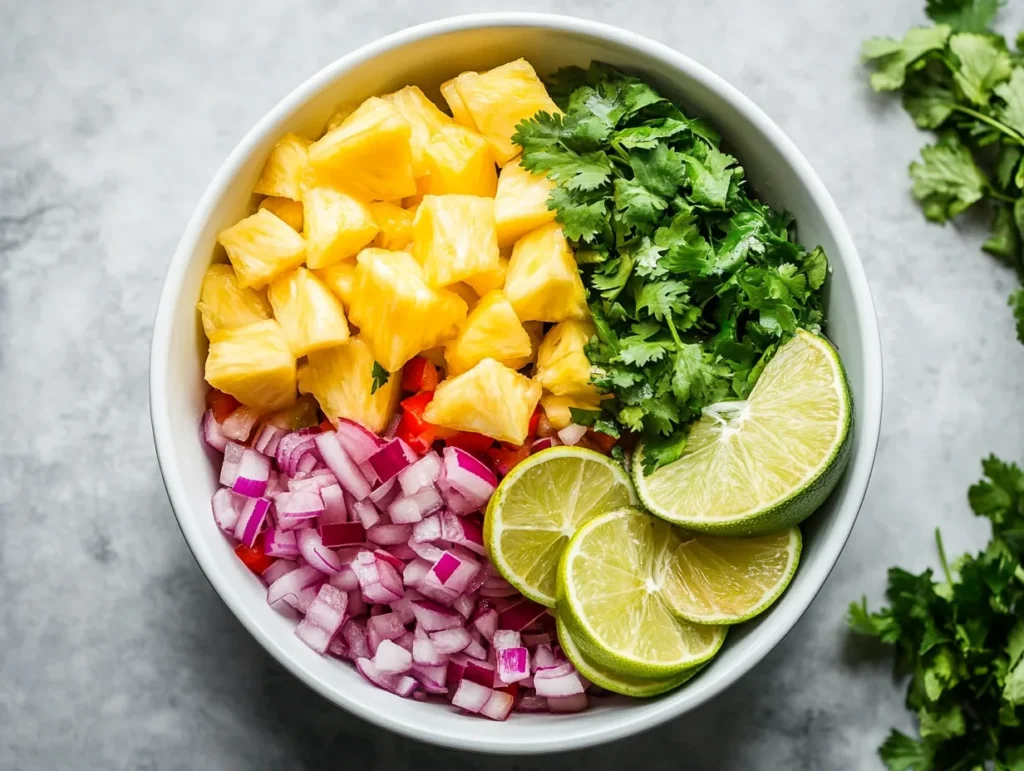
(904, 84, 957, 129)
(612, 178, 668, 226)
(949, 33, 1013, 106)
(994, 68, 1024, 137)
(370, 361, 389, 395)
(910, 134, 989, 222)
(862, 25, 952, 91)
(635, 280, 689, 322)
(548, 187, 609, 242)
(629, 143, 689, 197)
(926, 0, 1004, 33)
(682, 143, 736, 209)
(1012, 288, 1024, 343)
(879, 730, 936, 771)
(983, 204, 1021, 265)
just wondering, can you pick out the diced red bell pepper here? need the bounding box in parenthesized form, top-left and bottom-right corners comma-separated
(234, 539, 275, 575)
(586, 429, 617, 455)
(401, 356, 439, 393)
(396, 411, 436, 455)
(401, 390, 435, 418)
(446, 431, 494, 454)
(318, 419, 335, 433)
(494, 682, 520, 700)
(527, 407, 542, 440)
(486, 444, 531, 476)
(207, 389, 241, 423)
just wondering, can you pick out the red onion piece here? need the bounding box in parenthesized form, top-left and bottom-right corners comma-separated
(534, 667, 584, 697)
(352, 498, 380, 530)
(318, 522, 365, 548)
(397, 451, 442, 496)
(266, 564, 323, 607)
(464, 659, 496, 686)
(515, 693, 549, 713)
(295, 584, 348, 654)
(499, 597, 549, 632)
(441, 447, 497, 506)
(408, 538, 444, 563)
(373, 548, 404, 572)
(403, 558, 430, 588)
(273, 491, 324, 530)
(368, 476, 399, 508)
(556, 423, 587, 446)
(222, 405, 260, 442)
(355, 657, 418, 697)
(547, 693, 588, 712)
(471, 607, 499, 641)
(480, 689, 514, 721)
(202, 410, 229, 452)
(334, 419, 384, 463)
(411, 515, 442, 543)
(532, 644, 556, 670)
(220, 441, 245, 487)
(296, 528, 342, 574)
(276, 430, 319, 477)
(463, 638, 487, 660)
(264, 527, 300, 558)
(260, 558, 295, 585)
(411, 662, 448, 691)
(233, 497, 270, 547)
(439, 512, 486, 556)
(496, 647, 530, 684)
(366, 524, 412, 546)
(287, 474, 338, 494)
(410, 599, 462, 632)
(212, 487, 242, 533)
(530, 436, 560, 453)
(295, 451, 320, 476)
(383, 542, 417, 561)
(315, 432, 372, 500)
(232, 448, 271, 498)
(342, 619, 370, 659)
(451, 679, 491, 713)
(412, 638, 446, 666)
(254, 423, 286, 456)
(374, 639, 413, 674)
(389, 486, 443, 524)
(367, 439, 418, 485)
(319, 484, 347, 523)
(453, 593, 476, 619)
(492, 630, 522, 650)
(429, 628, 472, 655)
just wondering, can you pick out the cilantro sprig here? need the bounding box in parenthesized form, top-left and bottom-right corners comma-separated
(849, 455, 1024, 771)
(862, 0, 1024, 344)
(513, 64, 829, 472)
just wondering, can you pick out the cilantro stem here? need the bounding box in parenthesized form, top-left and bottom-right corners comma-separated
(989, 188, 1016, 205)
(935, 527, 953, 585)
(666, 315, 684, 351)
(949, 104, 1024, 146)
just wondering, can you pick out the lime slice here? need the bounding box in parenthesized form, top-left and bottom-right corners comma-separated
(662, 528, 801, 624)
(555, 615, 702, 697)
(557, 506, 726, 677)
(634, 330, 853, 536)
(485, 446, 637, 607)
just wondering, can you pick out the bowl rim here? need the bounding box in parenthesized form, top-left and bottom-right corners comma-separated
(150, 12, 882, 754)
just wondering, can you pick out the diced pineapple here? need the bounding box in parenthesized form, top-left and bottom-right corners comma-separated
(540, 392, 602, 430)
(384, 86, 454, 178)
(445, 291, 533, 375)
(268, 267, 350, 356)
(533, 319, 598, 397)
(504, 222, 587, 322)
(205, 319, 297, 412)
(440, 76, 478, 130)
(412, 195, 500, 287)
(463, 254, 507, 296)
(421, 125, 497, 197)
(302, 185, 378, 269)
(453, 60, 561, 166)
(448, 282, 480, 308)
(217, 209, 307, 289)
(298, 337, 400, 433)
(313, 262, 357, 311)
(419, 346, 447, 370)
(197, 264, 272, 338)
(348, 248, 468, 372)
(424, 358, 542, 444)
(494, 159, 556, 246)
(369, 201, 414, 250)
(253, 133, 311, 201)
(258, 196, 304, 231)
(523, 320, 544, 364)
(307, 97, 417, 201)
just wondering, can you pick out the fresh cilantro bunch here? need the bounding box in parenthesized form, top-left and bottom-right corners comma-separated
(862, 0, 1024, 343)
(849, 455, 1024, 771)
(512, 63, 829, 472)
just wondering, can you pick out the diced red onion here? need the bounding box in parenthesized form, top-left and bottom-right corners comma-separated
(367, 439, 418, 485)
(412, 662, 448, 692)
(492, 630, 522, 650)
(355, 657, 417, 697)
(499, 597, 548, 631)
(341, 619, 369, 658)
(232, 448, 271, 498)
(430, 550, 480, 594)
(389, 486, 443, 525)
(410, 599, 462, 632)
(295, 528, 341, 574)
(334, 419, 384, 463)
(358, 460, 378, 486)
(254, 423, 286, 456)
(295, 451, 320, 476)
(368, 477, 399, 509)
(480, 689, 514, 721)
(273, 491, 324, 530)
(429, 628, 472, 654)
(439, 512, 486, 556)
(452, 679, 492, 713)
(411, 515, 442, 543)
(317, 522, 364, 548)
(264, 527, 299, 558)
(408, 538, 444, 563)
(267, 564, 323, 607)
(464, 659, 496, 686)
(471, 607, 499, 641)
(532, 644, 556, 670)
(351, 498, 380, 530)
(202, 410, 229, 452)
(398, 451, 442, 496)
(383, 542, 418, 561)
(556, 423, 588, 446)
(439, 483, 479, 516)
(384, 413, 401, 440)
(547, 693, 588, 712)
(328, 566, 359, 591)
(463, 637, 488, 660)
(275, 429, 319, 477)
(327, 636, 349, 659)
(413, 638, 446, 666)
(260, 558, 295, 585)
(403, 559, 430, 588)
(222, 405, 260, 442)
(233, 497, 269, 547)
(346, 590, 367, 618)
(287, 474, 338, 494)
(441, 447, 497, 507)
(319, 484, 347, 524)
(496, 647, 530, 684)
(315, 432, 372, 500)
(394, 630, 416, 652)
(534, 666, 584, 697)
(220, 441, 245, 486)
(373, 548, 404, 572)
(266, 470, 284, 495)
(453, 593, 476, 619)
(374, 639, 413, 674)
(530, 436, 560, 453)
(366, 524, 412, 546)
(212, 487, 242, 533)
(515, 693, 549, 713)
(295, 584, 348, 654)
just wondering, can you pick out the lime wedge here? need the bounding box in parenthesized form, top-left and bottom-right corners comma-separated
(485, 446, 636, 607)
(556, 506, 725, 677)
(555, 615, 702, 697)
(662, 528, 801, 624)
(634, 330, 853, 536)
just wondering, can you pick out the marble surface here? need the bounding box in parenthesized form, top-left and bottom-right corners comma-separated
(3, 0, 1024, 768)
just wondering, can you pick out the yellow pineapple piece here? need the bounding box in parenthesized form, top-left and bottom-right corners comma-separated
(307, 97, 417, 201)
(197, 264, 272, 338)
(445, 291, 533, 375)
(420, 346, 447, 371)
(205, 319, 297, 412)
(494, 159, 556, 246)
(384, 86, 454, 178)
(504, 222, 587, 322)
(324, 103, 359, 134)
(267, 267, 350, 356)
(463, 254, 507, 296)
(217, 209, 307, 289)
(258, 197, 304, 231)
(441, 76, 478, 130)
(412, 195, 500, 287)
(453, 60, 561, 166)
(540, 392, 602, 430)
(448, 282, 480, 309)
(348, 248, 468, 372)
(523, 320, 544, 364)
(253, 133, 311, 201)
(302, 185, 378, 269)
(423, 358, 542, 444)
(298, 337, 400, 433)
(533, 319, 598, 397)
(421, 125, 497, 197)
(313, 262, 357, 311)
(369, 201, 414, 250)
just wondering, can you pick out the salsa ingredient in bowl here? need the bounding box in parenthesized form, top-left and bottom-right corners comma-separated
(194, 56, 851, 718)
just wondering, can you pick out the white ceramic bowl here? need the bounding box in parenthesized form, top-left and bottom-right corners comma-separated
(150, 13, 882, 754)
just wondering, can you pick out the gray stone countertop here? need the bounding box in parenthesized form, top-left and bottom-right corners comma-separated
(3, 1, 1024, 768)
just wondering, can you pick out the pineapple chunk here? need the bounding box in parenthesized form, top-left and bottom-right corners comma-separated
(420, 346, 447, 370)
(253, 133, 311, 201)
(533, 319, 598, 397)
(258, 197, 304, 231)
(448, 282, 480, 309)
(307, 97, 417, 201)
(424, 358, 542, 444)
(268, 267, 350, 356)
(313, 262, 357, 311)
(302, 185, 378, 269)
(205, 319, 297, 412)
(324, 103, 359, 134)
(348, 248, 468, 372)
(421, 125, 497, 197)
(299, 337, 400, 433)
(441, 76, 479, 130)
(217, 209, 307, 289)
(463, 254, 507, 296)
(384, 86, 454, 178)
(453, 60, 561, 166)
(494, 159, 556, 246)
(197, 264, 272, 338)
(540, 392, 602, 430)
(445, 291, 533, 375)
(523, 320, 544, 364)
(412, 195, 500, 287)
(504, 222, 587, 322)
(369, 201, 414, 250)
